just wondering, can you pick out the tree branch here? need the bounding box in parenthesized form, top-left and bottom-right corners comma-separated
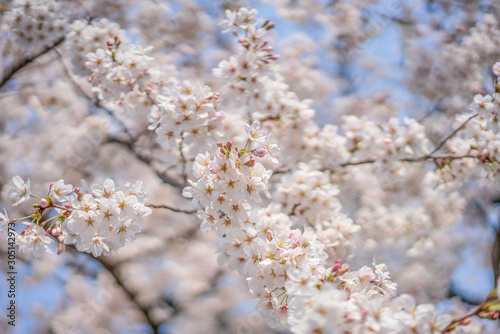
(0, 36, 66, 89)
(94, 256, 160, 334)
(146, 203, 196, 214)
(441, 288, 499, 333)
(339, 113, 480, 167)
(106, 137, 184, 188)
(428, 113, 478, 156)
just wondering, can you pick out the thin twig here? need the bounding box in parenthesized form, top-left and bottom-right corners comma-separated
(146, 203, 196, 214)
(339, 154, 477, 167)
(339, 114, 480, 167)
(428, 113, 478, 156)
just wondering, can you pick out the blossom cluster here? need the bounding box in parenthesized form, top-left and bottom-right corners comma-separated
(214, 7, 279, 108)
(4, 0, 66, 50)
(182, 121, 274, 236)
(85, 40, 161, 129)
(151, 81, 224, 164)
(181, 129, 477, 333)
(219, 204, 329, 326)
(63, 179, 151, 257)
(5, 176, 151, 258)
(275, 163, 359, 262)
(288, 281, 453, 333)
(66, 19, 129, 76)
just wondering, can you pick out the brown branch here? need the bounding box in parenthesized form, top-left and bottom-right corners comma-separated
(440, 288, 498, 333)
(94, 256, 160, 334)
(338, 154, 477, 167)
(0, 36, 65, 89)
(146, 203, 196, 214)
(22, 224, 160, 333)
(106, 137, 184, 188)
(441, 308, 481, 333)
(339, 114, 480, 167)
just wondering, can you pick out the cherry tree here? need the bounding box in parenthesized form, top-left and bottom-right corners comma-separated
(1, 0, 500, 333)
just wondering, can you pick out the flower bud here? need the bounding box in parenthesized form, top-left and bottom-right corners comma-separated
(40, 198, 49, 208)
(56, 242, 66, 255)
(52, 225, 61, 236)
(331, 259, 343, 273)
(253, 147, 267, 158)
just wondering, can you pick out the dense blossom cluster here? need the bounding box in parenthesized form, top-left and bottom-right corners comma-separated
(152, 81, 224, 165)
(7, 176, 151, 258)
(4, 0, 66, 49)
(275, 164, 359, 262)
(182, 125, 474, 332)
(67, 19, 129, 76)
(183, 121, 274, 235)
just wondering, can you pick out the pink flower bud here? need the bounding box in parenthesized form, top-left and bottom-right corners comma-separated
(336, 265, 351, 277)
(331, 259, 343, 273)
(52, 225, 61, 236)
(56, 242, 66, 255)
(40, 198, 49, 208)
(266, 230, 273, 241)
(253, 147, 267, 158)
